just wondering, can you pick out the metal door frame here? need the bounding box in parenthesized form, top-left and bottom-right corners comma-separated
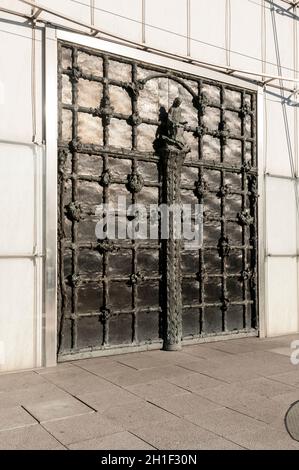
(44, 27, 265, 366)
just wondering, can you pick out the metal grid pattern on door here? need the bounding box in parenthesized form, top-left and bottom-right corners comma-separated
(57, 40, 258, 359)
(180, 85, 258, 339)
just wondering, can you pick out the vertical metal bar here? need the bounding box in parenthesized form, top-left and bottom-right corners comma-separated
(261, 0, 266, 81)
(57, 43, 67, 355)
(102, 154, 110, 345)
(220, 85, 227, 332)
(198, 80, 204, 334)
(31, 2, 40, 364)
(187, 0, 191, 57)
(225, 0, 232, 69)
(241, 90, 247, 329)
(102, 57, 110, 345)
(90, 0, 95, 28)
(102, 55, 110, 148)
(293, 2, 299, 331)
(71, 46, 79, 350)
(33, 143, 44, 367)
(44, 27, 58, 366)
(132, 63, 138, 150)
(131, 159, 138, 344)
(162, 148, 188, 350)
(142, 0, 146, 44)
(252, 94, 258, 330)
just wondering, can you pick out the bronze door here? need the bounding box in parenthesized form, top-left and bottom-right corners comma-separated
(57, 41, 258, 360)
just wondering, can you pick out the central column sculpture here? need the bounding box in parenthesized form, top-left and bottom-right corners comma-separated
(157, 97, 190, 351)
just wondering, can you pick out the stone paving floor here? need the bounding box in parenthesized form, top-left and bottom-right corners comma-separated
(1, 334, 299, 450)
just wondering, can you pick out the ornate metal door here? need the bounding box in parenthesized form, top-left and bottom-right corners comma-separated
(57, 41, 258, 360)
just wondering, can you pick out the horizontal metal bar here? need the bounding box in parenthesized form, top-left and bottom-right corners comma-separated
(0, 6, 32, 20)
(58, 340, 163, 362)
(182, 329, 258, 345)
(182, 301, 254, 309)
(0, 253, 45, 259)
(63, 275, 162, 285)
(267, 253, 299, 258)
(65, 306, 162, 318)
(0, 139, 44, 147)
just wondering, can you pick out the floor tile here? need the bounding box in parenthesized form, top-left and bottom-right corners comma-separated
(184, 407, 266, 438)
(35, 363, 76, 375)
(183, 345, 234, 362)
(196, 383, 287, 424)
(0, 371, 47, 393)
(102, 401, 176, 430)
(74, 360, 133, 378)
(268, 347, 294, 357)
(267, 370, 299, 387)
(0, 406, 36, 431)
(24, 396, 93, 423)
(166, 372, 225, 392)
(236, 377, 297, 399)
(0, 383, 71, 409)
(133, 417, 238, 450)
(77, 387, 142, 412)
(107, 365, 190, 387)
(126, 379, 187, 401)
(148, 392, 223, 418)
(42, 368, 114, 395)
(228, 426, 299, 450)
(43, 412, 123, 445)
(0, 425, 64, 450)
(68, 431, 155, 450)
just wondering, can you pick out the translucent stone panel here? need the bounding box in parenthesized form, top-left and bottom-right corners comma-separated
(61, 47, 72, 69)
(77, 79, 102, 108)
(224, 89, 242, 109)
(137, 124, 157, 151)
(61, 75, 72, 104)
(61, 109, 73, 142)
(138, 78, 163, 119)
(77, 113, 103, 145)
(108, 158, 132, 179)
(109, 60, 132, 81)
(77, 51, 103, 77)
(109, 86, 131, 115)
(109, 119, 132, 148)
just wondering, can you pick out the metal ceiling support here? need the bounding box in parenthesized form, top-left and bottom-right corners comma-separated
(285, 0, 299, 8)
(31, 7, 42, 21)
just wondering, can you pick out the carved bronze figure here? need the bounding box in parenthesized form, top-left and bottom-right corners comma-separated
(161, 97, 189, 152)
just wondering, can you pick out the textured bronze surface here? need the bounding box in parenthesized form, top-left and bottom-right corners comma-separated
(57, 41, 258, 359)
